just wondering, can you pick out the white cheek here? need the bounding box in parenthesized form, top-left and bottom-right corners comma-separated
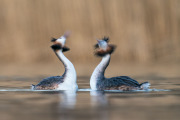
(101, 45, 108, 50)
(57, 39, 62, 43)
(99, 41, 108, 50)
(57, 38, 66, 46)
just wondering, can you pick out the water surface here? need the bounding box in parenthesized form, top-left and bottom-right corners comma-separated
(0, 75, 180, 120)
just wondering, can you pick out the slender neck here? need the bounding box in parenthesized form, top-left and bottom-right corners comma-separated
(55, 50, 76, 78)
(90, 54, 111, 90)
(91, 54, 111, 80)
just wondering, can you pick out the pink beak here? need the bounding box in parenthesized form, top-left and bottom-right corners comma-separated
(63, 31, 71, 38)
(96, 39, 100, 43)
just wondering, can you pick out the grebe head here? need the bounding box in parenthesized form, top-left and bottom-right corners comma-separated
(94, 37, 116, 57)
(51, 31, 71, 47)
(97, 40, 108, 50)
(51, 31, 71, 52)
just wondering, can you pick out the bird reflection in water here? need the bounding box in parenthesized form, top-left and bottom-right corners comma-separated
(59, 90, 77, 109)
(90, 90, 108, 106)
(90, 90, 109, 120)
(58, 90, 109, 109)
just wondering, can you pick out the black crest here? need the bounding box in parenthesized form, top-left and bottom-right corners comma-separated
(102, 36, 109, 43)
(51, 38, 57, 42)
(94, 44, 99, 49)
(51, 44, 62, 51)
(51, 44, 70, 52)
(62, 46, 70, 52)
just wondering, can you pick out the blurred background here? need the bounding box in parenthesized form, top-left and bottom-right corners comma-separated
(0, 0, 179, 76)
(1, 1, 180, 120)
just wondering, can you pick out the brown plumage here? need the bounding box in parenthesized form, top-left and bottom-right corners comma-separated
(95, 44, 116, 57)
(32, 76, 64, 90)
(34, 84, 59, 90)
(106, 85, 139, 91)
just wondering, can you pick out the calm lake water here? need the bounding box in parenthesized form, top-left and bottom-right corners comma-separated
(0, 75, 180, 120)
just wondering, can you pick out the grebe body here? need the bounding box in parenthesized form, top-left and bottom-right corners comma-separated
(90, 37, 150, 91)
(32, 32, 78, 90)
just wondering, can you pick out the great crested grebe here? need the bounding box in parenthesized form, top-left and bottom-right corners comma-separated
(90, 37, 150, 91)
(32, 32, 78, 90)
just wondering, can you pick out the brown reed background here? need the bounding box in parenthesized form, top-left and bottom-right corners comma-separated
(0, 0, 180, 65)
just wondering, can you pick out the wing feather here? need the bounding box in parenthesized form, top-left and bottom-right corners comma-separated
(98, 76, 140, 90)
(35, 76, 64, 90)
